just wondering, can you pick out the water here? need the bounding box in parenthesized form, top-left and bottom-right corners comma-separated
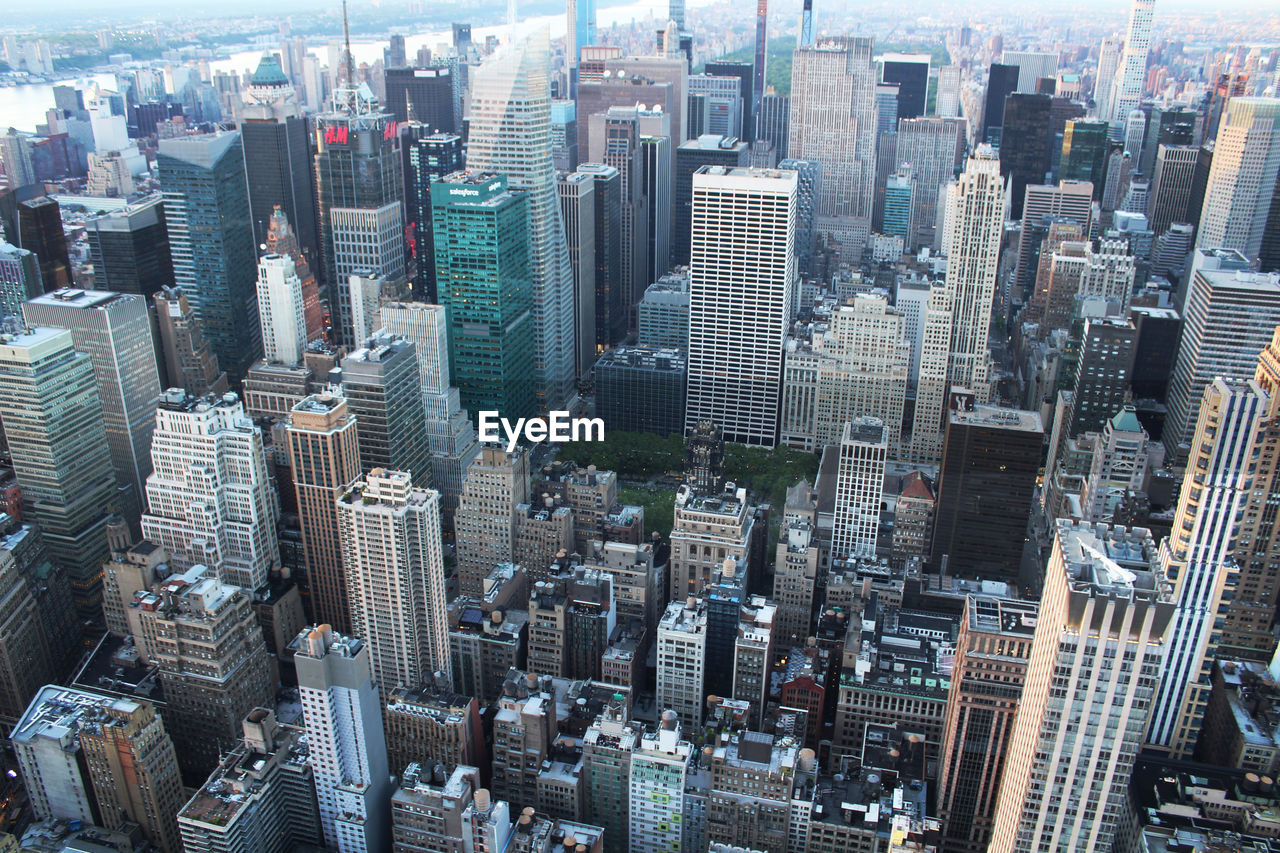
(0, 0, 708, 133)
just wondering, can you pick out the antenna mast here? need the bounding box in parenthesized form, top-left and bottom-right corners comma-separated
(342, 0, 354, 87)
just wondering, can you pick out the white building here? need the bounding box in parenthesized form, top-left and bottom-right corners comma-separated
(990, 521, 1173, 853)
(1195, 98, 1280, 263)
(944, 146, 1005, 402)
(140, 390, 279, 591)
(907, 282, 953, 464)
(1081, 406, 1150, 523)
(465, 28, 576, 410)
(336, 469, 450, 691)
(656, 599, 708, 730)
(935, 65, 961, 118)
(831, 417, 887, 560)
(294, 626, 392, 853)
(1001, 50, 1059, 93)
(256, 253, 307, 365)
(629, 714, 692, 853)
(685, 166, 795, 448)
(1109, 0, 1155, 124)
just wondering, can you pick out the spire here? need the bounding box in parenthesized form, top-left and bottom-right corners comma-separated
(342, 0, 354, 88)
(800, 0, 815, 46)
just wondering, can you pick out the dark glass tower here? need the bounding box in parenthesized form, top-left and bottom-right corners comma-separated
(84, 196, 175, 297)
(672, 135, 749, 265)
(705, 60, 754, 142)
(882, 57, 930, 119)
(980, 63, 1020, 145)
(385, 66, 456, 132)
(401, 126, 463, 302)
(576, 163, 624, 348)
(18, 196, 71, 290)
(1060, 119, 1110, 193)
(999, 93, 1053, 220)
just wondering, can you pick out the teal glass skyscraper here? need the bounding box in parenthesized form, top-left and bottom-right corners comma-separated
(431, 173, 535, 421)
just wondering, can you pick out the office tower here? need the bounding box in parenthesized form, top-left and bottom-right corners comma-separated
(881, 53, 931, 120)
(551, 99, 579, 173)
(1080, 406, 1150, 524)
(637, 270, 689, 350)
(1139, 106, 1196, 178)
(340, 332, 432, 486)
(390, 764, 478, 853)
(669, 481, 753, 599)
(0, 327, 115, 617)
(295, 626, 393, 853)
(757, 93, 790, 161)
(937, 595, 1036, 852)
(1195, 98, 1280, 263)
(704, 60, 752, 142)
(1060, 120, 1109, 191)
(1164, 252, 1280, 459)
(1015, 180, 1095, 299)
(17, 196, 71, 290)
(385, 66, 454, 130)
(894, 117, 964, 248)
(980, 63, 1020, 144)
(576, 70, 678, 168)
(830, 418, 887, 560)
(454, 446, 530, 597)
(638, 120, 672, 293)
(337, 469, 449, 690)
(255, 253, 306, 365)
(934, 64, 961, 118)
(930, 396, 1043, 582)
(872, 82, 901, 236)
(673, 135, 749, 266)
(431, 172, 536, 420)
(152, 286, 229, 397)
(1000, 94, 1053, 220)
(132, 564, 274, 784)
(141, 390, 279, 590)
(944, 147, 1005, 400)
(488, 669, 555, 807)
(0, 239, 40, 317)
(882, 170, 914, 239)
(1093, 38, 1120, 119)
(22, 289, 160, 523)
(789, 37, 878, 253)
(990, 522, 1171, 853)
(906, 283, 953, 464)
(589, 108, 648, 322)
(700, 555, 746, 699)
(685, 166, 795, 447)
(313, 86, 404, 347)
(466, 30, 575, 410)
(772, 482, 820, 649)
(84, 196, 175, 297)
(781, 294, 910, 453)
(594, 346, 686, 437)
(0, 547, 62, 719)
(12, 686, 184, 853)
(557, 171, 596, 377)
(1147, 145, 1201, 235)
(158, 133, 261, 386)
(263, 207, 324, 342)
(288, 393, 361, 631)
(573, 164, 623, 349)
(401, 128, 462, 303)
(239, 54, 319, 266)
(1109, 0, 1155, 123)
(1068, 317, 1136, 435)
(178, 709, 323, 853)
(0, 129, 36, 187)
(688, 74, 744, 139)
(777, 157, 821, 277)
(656, 599, 707, 729)
(629, 715, 692, 853)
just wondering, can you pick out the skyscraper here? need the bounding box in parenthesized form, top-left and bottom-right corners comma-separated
(1060, 120, 1109, 191)
(673, 135, 749, 267)
(999, 94, 1053, 221)
(141, 389, 280, 591)
(556, 171, 597, 378)
(17, 196, 71, 291)
(430, 172, 535, 420)
(23, 289, 161, 524)
(340, 332, 432, 487)
(894, 117, 965, 248)
(944, 146, 1006, 400)
(0, 238, 40, 317)
(685, 166, 795, 448)
(454, 446, 530, 597)
(313, 86, 404, 347)
(1109, 0, 1156, 124)
(830, 418, 887, 560)
(1195, 98, 1280, 263)
(84, 196, 175, 297)
(337, 469, 450, 691)
(465, 29, 576, 411)
(401, 127, 463, 302)
(158, 133, 262, 387)
(294, 626, 393, 853)
(990, 522, 1172, 853)
(152, 286, 229, 397)
(788, 37, 878, 255)
(629, 715, 692, 853)
(255, 253, 307, 365)
(656, 600, 708, 729)
(0, 327, 116, 617)
(979, 63, 1019, 145)
(264, 207, 325, 342)
(239, 53, 319, 265)
(751, 0, 768, 139)
(384, 66, 455, 130)
(288, 393, 362, 631)
(589, 107, 648, 324)
(881, 53, 931, 119)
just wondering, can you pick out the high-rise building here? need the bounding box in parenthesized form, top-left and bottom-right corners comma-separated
(261, 207, 324, 343)
(1164, 252, 1280, 460)
(239, 54, 319, 266)
(944, 146, 1006, 400)
(771, 482, 820, 649)
(384, 682, 483, 777)
(979, 63, 1020, 145)
(337, 469, 450, 690)
(1060, 120, 1109, 191)
(936, 64, 961, 117)
(930, 395, 1043, 582)
(0, 546, 66, 719)
(588, 107, 649, 325)
(906, 283, 953, 464)
(757, 93, 790, 160)
(22, 288, 160, 522)
(556, 171, 597, 377)
(668, 482, 754, 600)
(572, 163, 624, 349)
(313, 86, 404, 347)
(594, 345, 686, 437)
(1001, 50, 1058, 94)
(1195, 98, 1280, 263)
(629, 715, 692, 853)
(254, 253, 307, 365)
(1109, 0, 1156, 124)
(1015, 180, 1095, 301)
(0, 326, 116, 617)
(1148, 144, 1203, 235)
(140, 389, 279, 591)
(706, 731, 801, 852)
(401, 128, 463, 303)
(294, 626, 393, 853)
(12, 685, 184, 853)
(830, 418, 887, 560)
(0, 238, 40, 317)
(288, 393, 362, 631)
(1000, 94, 1053, 220)
(893, 117, 964, 248)
(84, 196, 175, 297)
(431, 172, 536, 420)
(881, 53, 931, 119)
(131, 564, 275, 784)
(788, 37, 878, 254)
(1068, 317, 1136, 435)
(687, 74, 745, 140)
(384, 66, 455, 130)
(685, 166, 795, 447)
(17, 196, 71, 291)
(340, 332, 432, 487)
(672, 135, 749, 267)
(152, 286, 229, 397)
(656, 598, 708, 729)
(990, 521, 1172, 853)
(637, 269, 688, 350)
(158, 133, 262, 386)
(454, 446, 530, 597)
(465, 30, 576, 410)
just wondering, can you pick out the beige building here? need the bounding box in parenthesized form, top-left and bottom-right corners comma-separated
(668, 483, 754, 600)
(455, 446, 530, 597)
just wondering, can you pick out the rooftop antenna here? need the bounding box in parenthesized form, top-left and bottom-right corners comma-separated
(507, 0, 517, 44)
(342, 0, 355, 88)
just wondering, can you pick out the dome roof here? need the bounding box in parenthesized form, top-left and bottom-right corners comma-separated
(251, 53, 290, 87)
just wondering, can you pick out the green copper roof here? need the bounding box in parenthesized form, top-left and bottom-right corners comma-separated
(1110, 405, 1143, 434)
(251, 54, 289, 87)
